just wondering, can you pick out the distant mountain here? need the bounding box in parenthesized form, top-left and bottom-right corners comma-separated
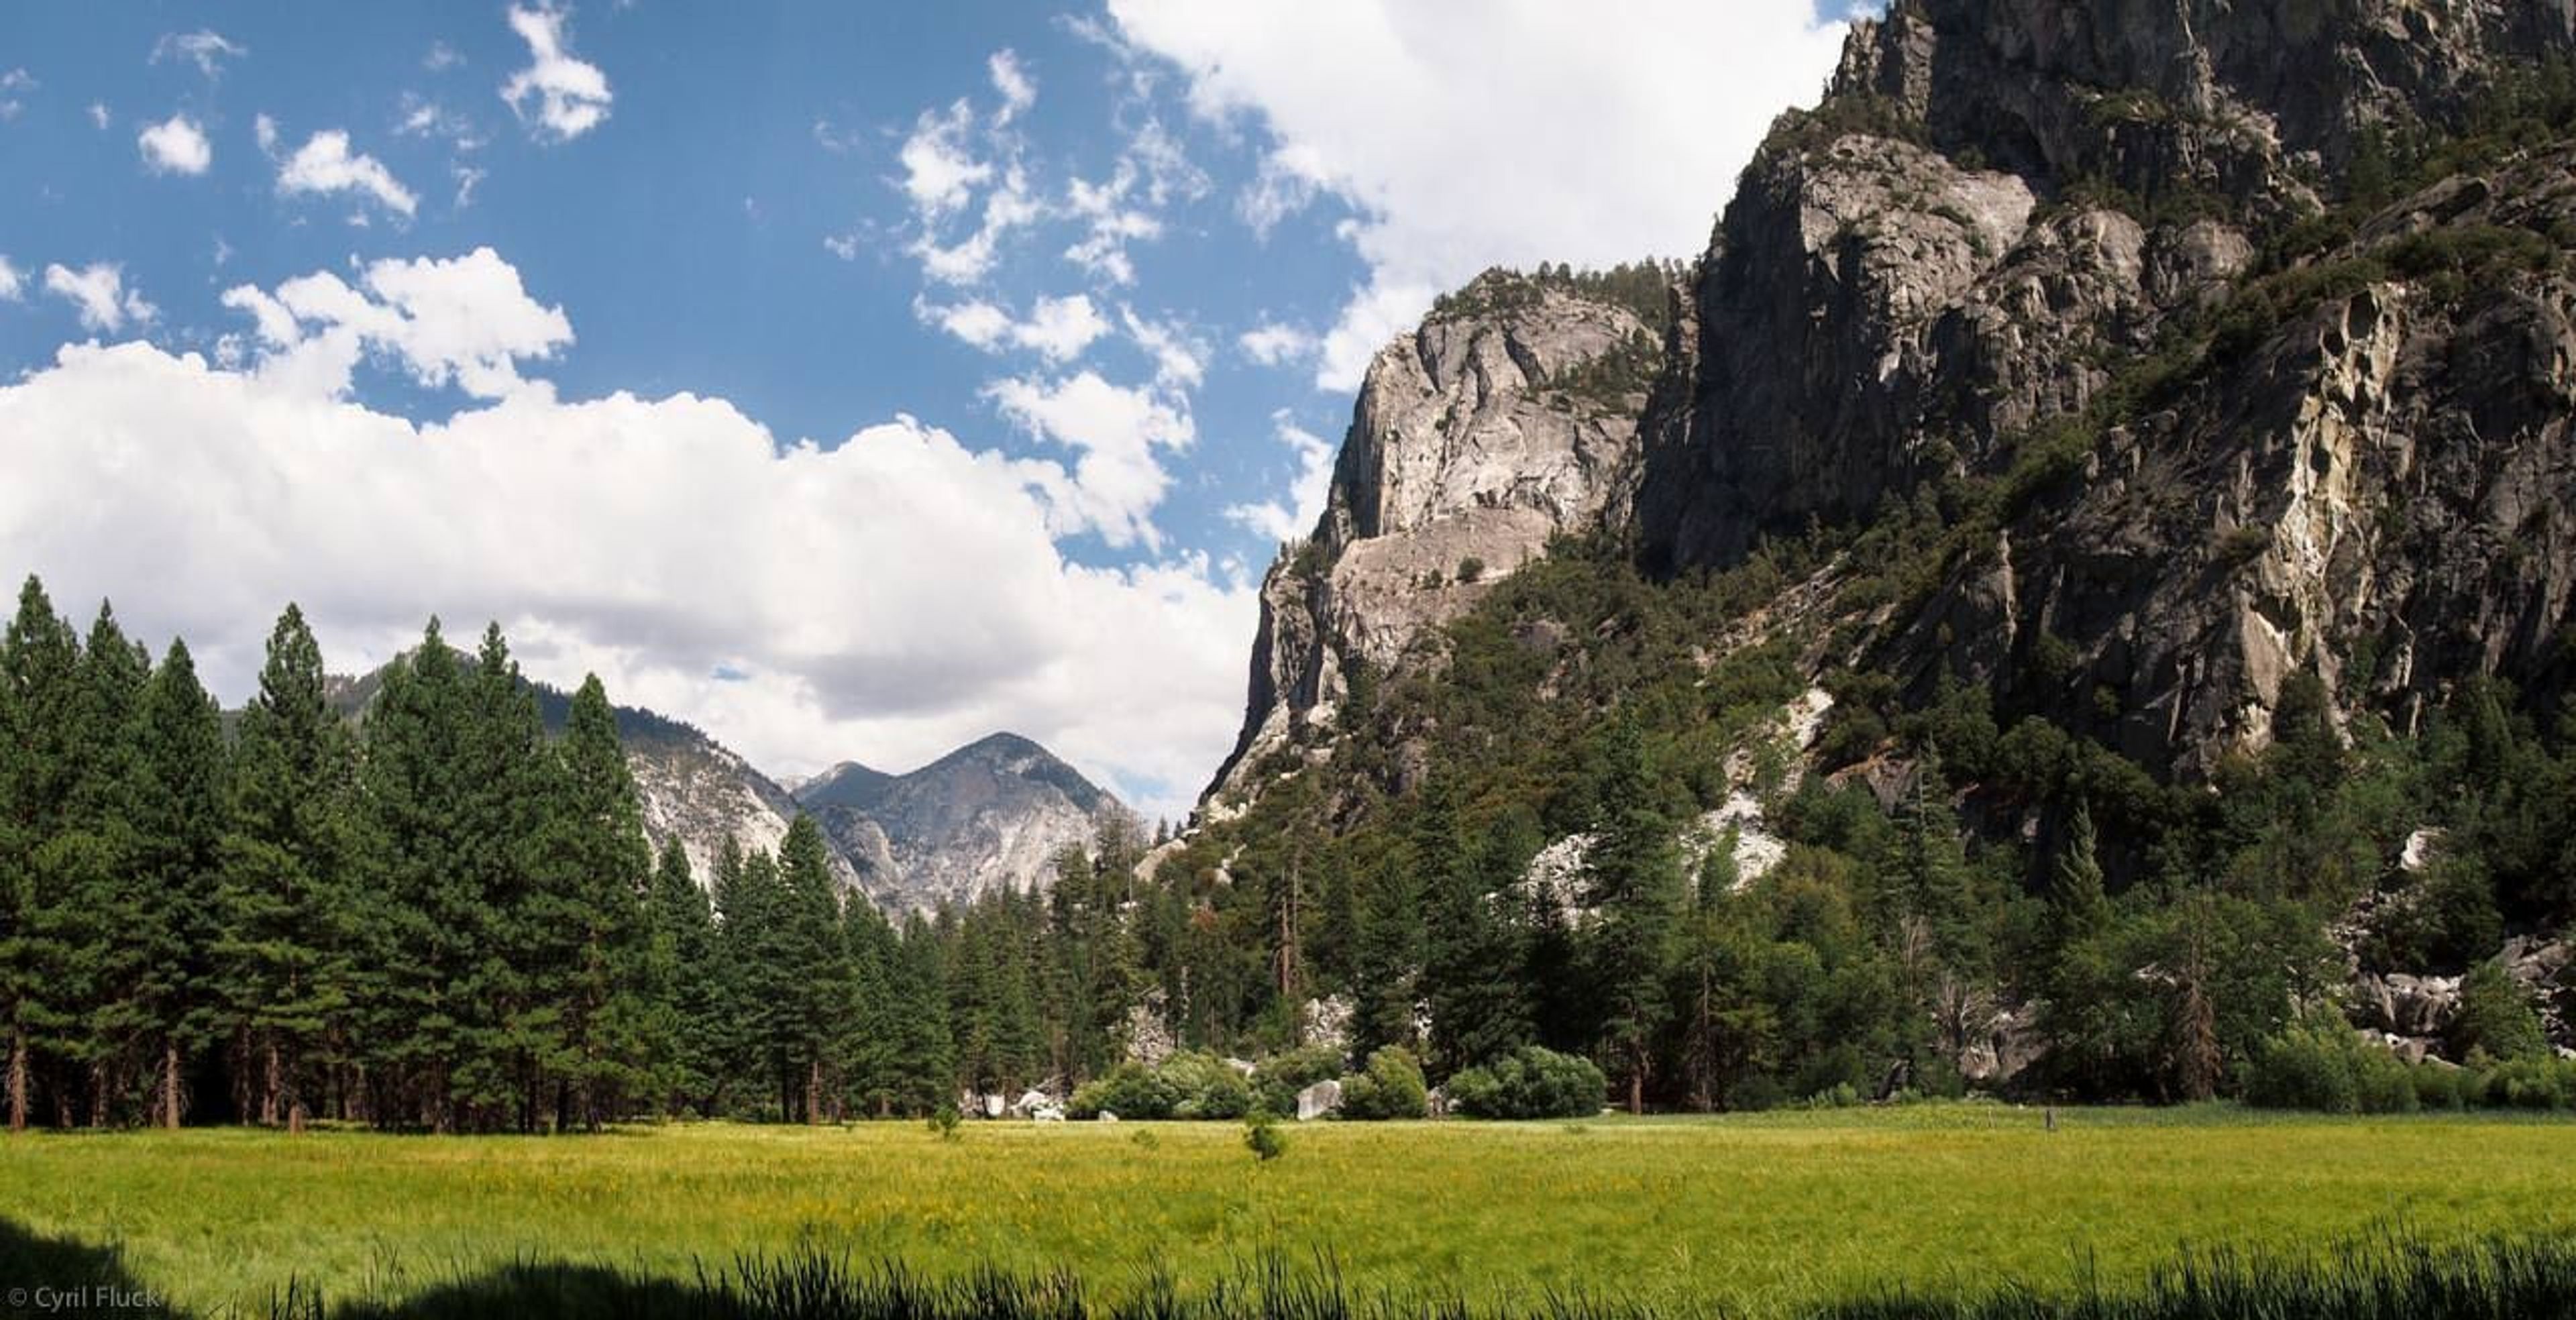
(796, 732, 1126, 913)
(320, 657, 864, 895)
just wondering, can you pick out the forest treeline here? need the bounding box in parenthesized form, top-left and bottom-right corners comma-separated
(13, 541, 2576, 1134)
(0, 573, 1167, 1132)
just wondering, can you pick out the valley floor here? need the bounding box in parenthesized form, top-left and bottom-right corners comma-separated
(4, 1105, 2573, 1317)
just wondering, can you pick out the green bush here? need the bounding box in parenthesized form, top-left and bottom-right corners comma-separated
(2453, 961, 2551, 1062)
(1446, 1046, 1608, 1119)
(1252, 1044, 1346, 1117)
(1067, 1061, 1177, 1121)
(2243, 1016, 2416, 1113)
(2473, 1055, 2575, 1111)
(1242, 1110, 1288, 1162)
(1161, 1052, 1255, 1120)
(1337, 1046, 1430, 1120)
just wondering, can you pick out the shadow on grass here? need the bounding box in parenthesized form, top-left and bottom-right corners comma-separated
(9, 1218, 2576, 1320)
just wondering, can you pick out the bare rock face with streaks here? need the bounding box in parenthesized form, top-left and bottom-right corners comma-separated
(1208, 278, 1665, 808)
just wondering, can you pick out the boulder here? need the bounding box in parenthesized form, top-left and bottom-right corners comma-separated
(1295, 1079, 1343, 1121)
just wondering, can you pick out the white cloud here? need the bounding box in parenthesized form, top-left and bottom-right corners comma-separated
(897, 100, 994, 220)
(87, 102, 109, 131)
(1122, 307, 1204, 388)
(501, 4, 612, 142)
(1013, 294, 1112, 362)
(0, 256, 21, 301)
(988, 50, 1036, 124)
(217, 247, 571, 400)
(1108, 0, 1850, 388)
(43, 263, 156, 333)
(272, 127, 419, 217)
(152, 31, 246, 79)
(987, 370, 1193, 549)
(919, 297, 1014, 349)
(1238, 320, 1318, 368)
(0, 68, 32, 121)
(0, 266, 1256, 820)
(425, 42, 464, 72)
(1224, 412, 1336, 543)
(396, 94, 485, 152)
(137, 113, 212, 175)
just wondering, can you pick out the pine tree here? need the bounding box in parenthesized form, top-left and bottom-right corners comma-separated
(358, 621, 477, 1130)
(891, 911, 954, 1113)
(648, 837, 726, 1117)
(1350, 860, 1423, 1057)
(1418, 778, 1530, 1077)
(215, 604, 352, 1133)
(1583, 716, 1680, 1113)
(776, 814, 849, 1122)
(129, 639, 227, 1127)
(534, 673, 659, 1129)
(52, 603, 150, 1125)
(1, 578, 82, 1130)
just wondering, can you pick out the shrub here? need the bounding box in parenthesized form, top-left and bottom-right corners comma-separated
(1447, 1046, 1608, 1119)
(1336, 1046, 1430, 1120)
(2245, 1016, 2418, 1114)
(1252, 1044, 1345, 1117)
(1068, 1061, 1178, 1121)
(1242, 1111, 1288, 1162)
(2453, 960, 2551, 1062)
(2473, 1056, 2575, 1111)
(928, 1105, 961, 1141)
(1456, 557, 1486, 584)
(1161, 1052, 1254, 1120)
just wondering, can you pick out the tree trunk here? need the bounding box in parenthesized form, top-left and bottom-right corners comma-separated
(160, 1037, 183, 1130)
(261, 1037, 282, 1128)
(806, 1058, 822, 1125)
(5, 1028, 23, 1133)
(1627, 1050, 1645, 1116)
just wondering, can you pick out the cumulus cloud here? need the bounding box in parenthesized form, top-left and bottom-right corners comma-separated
(137, 112, 212, 175)
(1224, 412, 1338, 543)
(502, 4, 612, 142)
(0, 256, 21, 302)
(152, 30, 245, 79)
(987, 50, 1036, 124)
(897, 101, 994, 219)
(987, 370, 1193, 549)
(43, 263, 156, 333)
(1108, 0, 1851, 388)
(269, 123, 419, 217)
(0, 258, 1255, 821)
(1238, 320, 1317, 369)
(1012, 294, 1112, 362)
(217, 247, 572, 400)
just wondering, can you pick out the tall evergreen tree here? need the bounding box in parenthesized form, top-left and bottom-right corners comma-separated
(129, 640, 227, 1127)
(533, 674, 659, 1129)
(1, 580, 82, 1130)
(776, 814, 850, 1121)
(1582, 716, 1680, 1113)
(52, 603, 150, 1125)
(215, 604, 351, 1132)
(648, 836, 725, 1117)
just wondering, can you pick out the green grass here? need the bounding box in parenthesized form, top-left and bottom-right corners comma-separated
(3, 1105, 2573, 1318)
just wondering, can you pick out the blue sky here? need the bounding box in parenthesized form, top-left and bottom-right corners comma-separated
(0, 2, 1858, 819)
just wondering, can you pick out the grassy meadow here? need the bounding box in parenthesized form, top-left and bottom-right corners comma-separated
(4, 1105, 2575, 1318)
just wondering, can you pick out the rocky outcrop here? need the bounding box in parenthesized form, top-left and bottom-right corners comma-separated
(798, 732, 1125, 912)
(1630, 0, 2576, 771)
(1207, 276, 1666, 808)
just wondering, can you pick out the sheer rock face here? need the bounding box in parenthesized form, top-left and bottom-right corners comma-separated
(798, 733, 1125, 914)
(1203, 0, 2576, 815)
(1205, 282, 1660, 808)
(1864, 145, 2576, 775)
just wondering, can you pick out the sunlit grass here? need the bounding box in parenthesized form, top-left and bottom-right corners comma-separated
(3, 1104, 2571, 1317)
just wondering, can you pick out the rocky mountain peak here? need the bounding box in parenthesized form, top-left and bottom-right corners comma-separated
(796, 731, 1126, 912)
(1205, 268, 1676, 810)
